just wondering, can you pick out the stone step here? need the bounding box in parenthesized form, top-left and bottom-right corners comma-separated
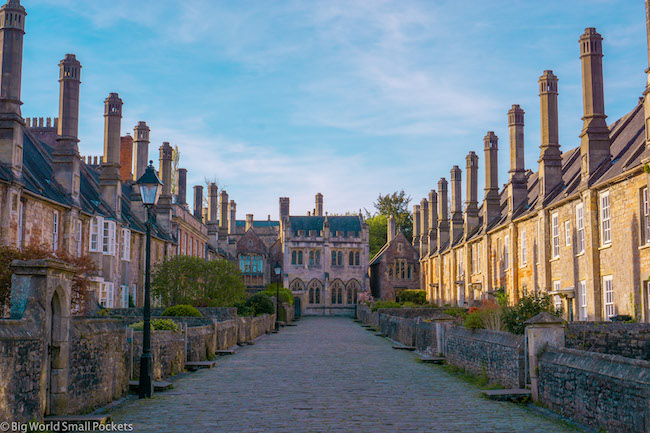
(128, 380, 173, 392)
(285, 323, 298, 327)
(185, 360, 217, 371)
(419, 357, 446, 364)
(215, 349, 235, 355)
(374, 332, 387, 337)
(481, 389, 532, 402)
(44, 414, 111, 425)
(392, 345, 417, 351)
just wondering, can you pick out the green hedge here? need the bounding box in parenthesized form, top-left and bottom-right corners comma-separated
(235, 293, 275, 317)
(262, 284, 294, 306)
(397, 289, 427, 304)
(162, 304, 202, 317)
(129, 318, 179, 332)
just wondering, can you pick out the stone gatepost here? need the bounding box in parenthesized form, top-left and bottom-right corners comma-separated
(434, 314, 454, 357)
(525, 312, 565, 401)
(10, 259, 76, 416)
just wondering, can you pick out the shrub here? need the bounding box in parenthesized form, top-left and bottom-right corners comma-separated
(402, 301, 418, 308)
(235, 293, 275, 317)
(129, 318, 179, 332)
(371, 300, 402, 311)
(463, 300, 503, 331)
(501, 293, 558, 334)
(397, 289, 427, 304)
(262, 284, 294, 306)
(443, 306, 467, 318)
(162, 304, 202, 317)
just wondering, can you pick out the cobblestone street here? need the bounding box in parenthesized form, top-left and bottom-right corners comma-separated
(112, 317, 579, 433)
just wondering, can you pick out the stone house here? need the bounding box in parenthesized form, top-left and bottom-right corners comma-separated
(419, 20, 650, 322)
(369, 215, 420, 300)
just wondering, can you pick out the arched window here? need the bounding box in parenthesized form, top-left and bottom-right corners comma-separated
(239, 256, 245, 272)
(315, 288, 320, 304)
(290, 279, 305, 292)
(407, 265, 412, 279)
(331, 289, 336, 304)
(330, 280, 344, 304)
(245, 256, 251, 272)
(337, 288, 343, 304)
(307, 279, 323, 304)
(309, 288, 314, 304)
(355, 252, 360, 266)
(309, 251, 314, 266)
(315, 251, 321, 266)
(346, 280, 360, 304)
(252, 257, 257, 273)
(338, 251, 343, 266)
(331, 251, 336, 265)
(349, 251, 354, 265)
(292, 250, 297, 265)
(298, 251, 303, 265)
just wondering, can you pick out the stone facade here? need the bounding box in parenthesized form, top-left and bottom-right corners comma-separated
(419, 18, 650, 324)
(565, 322, 650, 360)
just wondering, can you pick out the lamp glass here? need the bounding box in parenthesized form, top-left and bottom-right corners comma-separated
(274, 263, 281, 275)
(139, 183, 161, 206)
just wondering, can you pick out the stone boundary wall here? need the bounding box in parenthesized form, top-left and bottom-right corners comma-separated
(186, 324, 216, 362)
(538, 347, 650, 433)
(445, 326, 525, 389)
(132, 329, 185, 380)
(374, 307, 449, 319)
(379, 314, 415, 346)
(415, 321, 438, 354)
(109, 307, 237, 321)
(216, 319, 238, 350)
(565, 322, 650, 360)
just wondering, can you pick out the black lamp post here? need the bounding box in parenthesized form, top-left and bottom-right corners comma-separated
(135, 161, 162, 399)
(274, 261, 281, 331)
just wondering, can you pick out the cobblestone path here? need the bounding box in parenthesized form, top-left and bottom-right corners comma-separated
(111, 317, 578, 433)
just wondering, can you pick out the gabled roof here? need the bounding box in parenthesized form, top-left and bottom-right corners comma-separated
(21, 132, 72, 207)
(370, 230, 418, 266)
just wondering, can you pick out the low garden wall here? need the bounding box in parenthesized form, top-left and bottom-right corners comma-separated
(445, 326, 525, 388)
(538, 347, 650, 433)
(216, 319, 238, 350)
(109, 307, 237, 321)
(565, 322, 650, 360)
(132, 329, 185, 380)
(186, 324, 217, 362)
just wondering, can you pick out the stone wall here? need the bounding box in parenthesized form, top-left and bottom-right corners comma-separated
(132, 329, 185, 380)
(216, 319, 238, 350)
(415, 320, 437, 354)
(186, 324, 216, 362)
(67, 319, 130, 414)
(379, 314, 415, 346)
(445, 326, 525, 389)
(374, 307, 448, 319)
(565, 322, 650, 360)
(109, 307, 237, 321)
(538, 347, 650, 433)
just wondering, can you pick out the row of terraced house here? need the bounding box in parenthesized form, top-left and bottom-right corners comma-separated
(415, 23, 650, 323)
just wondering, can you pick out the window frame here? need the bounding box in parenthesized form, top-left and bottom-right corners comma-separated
(121, 228, 131, 261)
(600, 190, 611, 246)
(520, 229, 527, 266)
(503, 235, 509, 270)
(564, 220, 571, 247)
(576, 203, 585, 254)
(603, 275, 614, 320)
(76, 219, 83, 257)
(551, 212, 560, 258)
(553, 280, 561, 312)
(578, 280, 587, 321)
(89, 216, 103, 252)
(52, 210, 59, 251)
(642, 187, 649, 245)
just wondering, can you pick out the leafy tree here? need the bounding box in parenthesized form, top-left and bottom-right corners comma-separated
(366, 214, 387, 259)
(501, 293, 559, 334)
(365, 190, 413, 258)
(152, 256, 246, 307)
(262, 283, 294, 305)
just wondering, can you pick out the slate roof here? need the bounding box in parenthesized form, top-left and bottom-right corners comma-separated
(235, 220, 280, 228)
(289, 215, 362, 236)
(21, 133, 72, 207)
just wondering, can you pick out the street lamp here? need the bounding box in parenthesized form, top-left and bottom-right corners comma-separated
(135, 161, 163, 399)
(274, 261, 282, 331)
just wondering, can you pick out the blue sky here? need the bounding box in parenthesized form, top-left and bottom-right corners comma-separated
(22, 0, 648, 219)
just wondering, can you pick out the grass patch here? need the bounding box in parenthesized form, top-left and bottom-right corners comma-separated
(440, 363, 504, 390)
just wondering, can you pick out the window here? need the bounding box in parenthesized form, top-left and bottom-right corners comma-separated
(298, 251, 303, 265)
(121, 285, 129, 308)
(536, 219, 541, 264)
(17, 201, 23, 249)
(252, 256, 258, 273)
(102, 220, 116, 255)
(76, 220, 82, 257)
(355, 251, 360, 266)
(600, 191, 611, 246)
(239, 256, 245, 272)
(552, 212, 559, 258)
(99, 282, 114, 308)
(309, 288, 314, 304)
(52, 210, 59, 251)
(315, 251, 321, 266)
(643, 187, 649, 245)
(338, 251, 343, 266)
(245, 256, 251, 272)
(183, 233, 188, 255)
(553, 280, 561, 312)
(565, 221, 571, 246)
(457, 249, 464, 276)
(292, 250, 297, 265)
(504, 235, 509, 269)
(331, 251, 336, 266)
(578, 280, 587, 321)
(121, 228, 131, 261)
(309, 251, 314, 266)
(89, 216, 103, 252)
(603, 275, 614, 320)
(576, 203, 585, 254)
(349, 251, 354, 266)
(520, 230, 527, 265)
(477, 243, 482, 273)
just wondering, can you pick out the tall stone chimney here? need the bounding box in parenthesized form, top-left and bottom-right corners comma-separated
(437, 178, 449, 250)
(538, 71, 563, 202)
(99, 93, 123, 218)
(579, 28, 611, 180)
(450, 166, 463, 242)
(483, 132, 500, 226)
(219, 190, 229, 229)
(156, 142, 173, 231)
(279, 197, 290, 221)
(387, 215, 396, 243)
(464, 152, 479, 235)
(228, 200, 236, 234)
(315, 193, 323, 216)
(420, 198, 429, 257)
(428, 190, 438, 254)
(245, 214, 253, 232)
(208, 183, 218, 224)
(193, 185, 203, 220)
(507, 104, 527, 214)
(175, 168, 187, 205)
(412, 205, 421, 249)
(53, 53, 81, 204)
(132, 121, 150, 181)
(119, 135, 133, 182)
(0, 0, 26, 179)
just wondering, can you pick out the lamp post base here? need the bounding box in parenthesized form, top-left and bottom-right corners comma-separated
(138, 353, 153, 398)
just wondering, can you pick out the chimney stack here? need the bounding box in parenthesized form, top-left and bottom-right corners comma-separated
(279, 197, 290, 221)
(176, 168, 187, 205)
(0, 0, 26, 117)
(219, 190, 229, 229)
(208, 183, 218, 224)
(387, 215, 396, 243)
(53, 53, 82, 204)
(579, 28, 611, 180)
(119, 135, 133, 182)
(228, 200, 236, 234)
(420, 198, 429, 258)
(538, 71, 563, 202)
(100, 93, 123, 217)
(412, 205, 421, 249)
(450, 166, 463, 242)
(193, 185, 203, 220)
(507, 105, 527, 214)
(464, 152, 479, 235)
(132, 121, 150, 181)
(246, 214, 253, 232)
(428, 190, 438, 255)
(315, 193, 323, 216)
(483, 132, 500, 226)
(158, 142, 173, 205)
(437, 178, 449, 251)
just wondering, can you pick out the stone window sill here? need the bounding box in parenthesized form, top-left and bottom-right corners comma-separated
(575, 251, 585, 258)
(639, 243, 650, 251)
(549, 257, 560, 263)
(598, 244, 612, 251)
